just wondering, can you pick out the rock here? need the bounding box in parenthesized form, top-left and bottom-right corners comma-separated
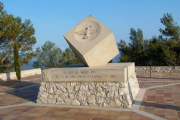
(82, 82, 88, 85)
(110, 101, 118, 108)
(71, 82, 76, 86)
(96, 96, 104, 103)
(106, 82, 111, 86)
(55, 90, 63, 95)
(69, 93, 74, 100)
(115, 83, 119, 87)
(106, 85, 116, 91)
(56, 84, 66, 92)
(78, 91, 87, 101)
(119, 95, 123, 101)
(114, 90, 119, 96)
(122, 95, 127, 101)
(127, 95, 132, 103)
(115, 99, 122, 107)
(36, 99, 42, 103)
(62, 93, 68, 100)
(61, 86, 67, 92)
(97, 86, 102, 91)
(87, 91, 91, 96)
(100, 91, 106, 97)
(39, 91, 48, 98)
(123, 101, 131, 108)
(62, 83, 66, 88)
(56, 84, 62, 89)
(80, 85, 88, 91)
(101, 83, 107, 89)
(48, 94, 56, 99)
(64, 98, 71, 104)
(121, 88, 129, 94)
(97, 92, 101, 97)
(72, 99, 80, 105)
(104, 98, 110, 104)
(41, 98, 47, 103)
(66, 83, 70, 88)
(67, 86, 74, 93)
(47, 87, 54, 94)
(89, 90, 96, 95)
(74, 85, 80, 91)
(119, 90, 124, 96)
(96, 83, 102, 87)
(103, 102, 107, 107)
(119, 83, 127, 88)
(53, 86, 57, 92)
(88, 83, 95, 90)
(81, 101, 88, 106)
(87, 95, 95, 104)
(56, 96, 64, 103)
(107, 91, 114, 99)
(47, 99, 56, 104)
(41, 82, 46, 86)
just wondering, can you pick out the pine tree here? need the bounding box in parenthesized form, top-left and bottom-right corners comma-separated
(0, 1, 36, 74)
(159, 13, 180, 65)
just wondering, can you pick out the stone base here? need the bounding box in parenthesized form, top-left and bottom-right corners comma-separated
(36, 63, 140, 108)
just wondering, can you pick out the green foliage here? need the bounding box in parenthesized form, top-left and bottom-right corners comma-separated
(159, 13, 180, 65)
(34, 41, 81, 69)
(159, 13, 180, 40)
(13, 42, 21, 80)
(118, 13, 180, 66)
(62, 47, 81, 65)
(0, 1, 36, 73)
(34, 40, 62, 69)
(0, 55, 11, 72)
(118, 39, 131, 62)
(118, 28, 149, 65)
(33, 60, 40, 68)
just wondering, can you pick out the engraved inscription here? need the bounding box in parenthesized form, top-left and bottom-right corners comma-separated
(50, 70, 117, 80)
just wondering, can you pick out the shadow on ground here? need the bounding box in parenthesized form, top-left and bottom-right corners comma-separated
(0, 75, 41, 105)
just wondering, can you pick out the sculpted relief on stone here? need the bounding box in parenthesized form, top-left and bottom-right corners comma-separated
(74, 21, 101, 42)
(42, 70, 49, 80)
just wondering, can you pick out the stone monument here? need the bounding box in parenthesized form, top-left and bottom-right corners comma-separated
(64, 15, 119, 67)
(36, 15, 140, 108)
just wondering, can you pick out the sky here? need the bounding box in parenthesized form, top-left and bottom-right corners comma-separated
(1, 0, 180, 51)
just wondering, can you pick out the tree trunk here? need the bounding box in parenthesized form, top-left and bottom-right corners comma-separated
(1, 52, 10, 64)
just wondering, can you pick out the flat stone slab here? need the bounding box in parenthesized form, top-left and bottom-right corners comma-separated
(42, 63, 135, 82)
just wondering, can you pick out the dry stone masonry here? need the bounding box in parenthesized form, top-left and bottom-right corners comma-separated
(135, 66, 180, 73)
(37, 73, 139, 108)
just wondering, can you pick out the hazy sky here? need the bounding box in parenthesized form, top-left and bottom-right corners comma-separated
(1, 0, 180, 51)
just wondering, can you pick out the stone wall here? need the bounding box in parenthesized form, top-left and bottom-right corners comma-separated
(135, 66, 180, 73)
(36, 73, 140, 108)
(0, 68, 41, 81)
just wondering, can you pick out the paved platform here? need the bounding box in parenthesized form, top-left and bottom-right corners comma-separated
(0, 72, 180, 120)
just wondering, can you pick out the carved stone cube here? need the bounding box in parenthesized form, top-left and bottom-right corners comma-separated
(64, 15, 119, 67)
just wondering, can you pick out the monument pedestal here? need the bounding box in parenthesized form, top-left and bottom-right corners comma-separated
(37, 63, 140, 108)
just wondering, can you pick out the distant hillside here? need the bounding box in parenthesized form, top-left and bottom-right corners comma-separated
(21, 53, 120, 70)
(21, 59, 36, 70)
(112, 53, 120, 63)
